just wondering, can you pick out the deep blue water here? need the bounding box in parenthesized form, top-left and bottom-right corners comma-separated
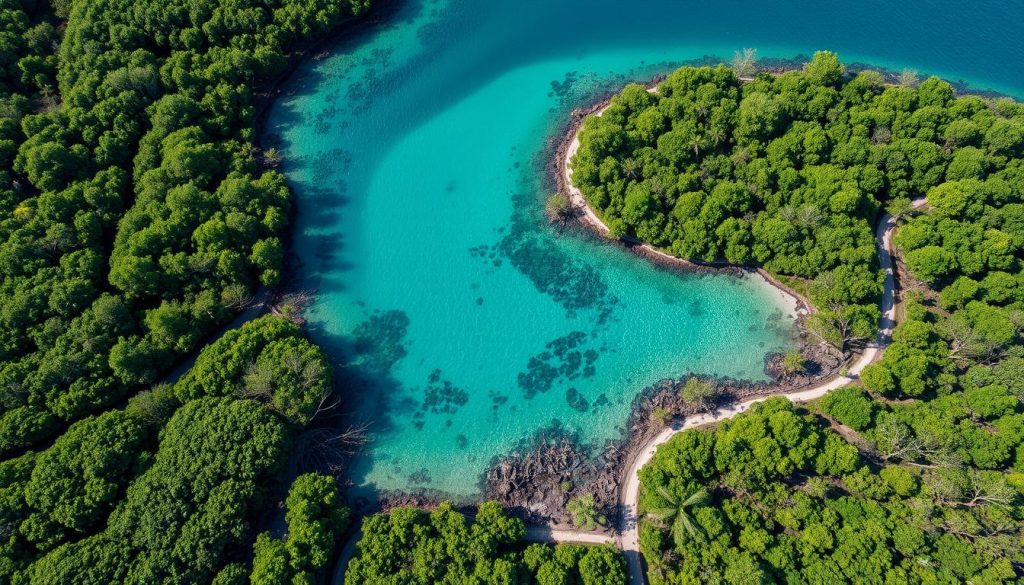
(265, 0, 1024, 498)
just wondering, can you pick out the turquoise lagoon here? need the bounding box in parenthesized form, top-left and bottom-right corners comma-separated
(265, 0, 1024, 498)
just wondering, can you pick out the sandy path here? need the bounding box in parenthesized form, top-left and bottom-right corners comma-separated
(565, 106, 926, 584)
(532, 200, 912, 584)
(328, 86, 926, 585)
(525, 525, 617, 545)
(327, 187, 922, 585)
(562, 90, 808, 316)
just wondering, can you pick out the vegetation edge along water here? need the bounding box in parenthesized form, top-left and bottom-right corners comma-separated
(566, 52, 1023, 584)
(1, 0, 1022, 581)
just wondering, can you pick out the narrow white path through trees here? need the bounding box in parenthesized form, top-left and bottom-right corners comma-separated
(329, 85, 926, 585)
(554, 190, 923, 584)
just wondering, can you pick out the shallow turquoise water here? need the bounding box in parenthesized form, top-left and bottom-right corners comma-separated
(266, 0, 1024, 498)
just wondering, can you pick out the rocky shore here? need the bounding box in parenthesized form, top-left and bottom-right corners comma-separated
(483, 335, 846, 527)
(330, 57, 941, 538)
(477, 70, 857, 527)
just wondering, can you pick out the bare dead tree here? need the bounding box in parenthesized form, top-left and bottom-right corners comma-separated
(272, 291, 314, 325)
(874, 419, 955, 467)
(295, 423, 371, 476)
(796, 204, 824, 228)
(310, 384, 341, 421)
(221, 283, 256, 311)
(731, 48, 758, 79)
(871, 126, 892, 145)
(938, 316, 1005, 365)
(188, 254, 217, 276)
(927, 469, 1016, 509)
(0, 379, 29, 410)
(940, 522, 1018, 541)
(898, 68, 919, 88)
(262, 147, 282, 168)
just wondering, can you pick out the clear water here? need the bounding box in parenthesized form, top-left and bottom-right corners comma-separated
(265, 0, 1024, 498)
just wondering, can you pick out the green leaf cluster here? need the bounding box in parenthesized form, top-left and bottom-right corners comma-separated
(252, 473, 350, 585)
(638, 399, 1022, 584)
(0, 315, 336, 582)
(573, 52, 1018, 352)
(178, 315, 333, 426)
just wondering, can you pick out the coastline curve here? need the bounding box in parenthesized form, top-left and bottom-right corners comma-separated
(329, 79, 925, 585)
(613, 198, 922, 583)
(558, 85, 812, 317)
(560, 85, 927, 584)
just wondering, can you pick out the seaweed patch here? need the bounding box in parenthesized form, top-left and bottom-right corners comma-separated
(565, 387, 589, 412)
(352, 309, 411, 373)
(420, 368, 469, 415)
(517, 331, 599, 398)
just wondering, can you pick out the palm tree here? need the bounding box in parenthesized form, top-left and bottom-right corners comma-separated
(646, 487, 711, 549)
(707, 125, 727, 150)
(687, 134, 706, 158)
(567, 493, 605, 530)
(621, 157, 641, 180)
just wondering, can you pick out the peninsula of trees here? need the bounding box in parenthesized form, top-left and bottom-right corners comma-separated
(4, 0, 1022, 579)
(572, 54, 1024, 583)
(571, 53, 1024, 353)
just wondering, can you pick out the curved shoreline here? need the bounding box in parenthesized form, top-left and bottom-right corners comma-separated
(329, 76, 909, 585)
(557, 83, 925, 584)
(558, 196, 919, 583)
(555, 85, 812, 318)
(325, 62, 943, 583)
(329, 98, 921, 585)
(614, 196, 924, 584)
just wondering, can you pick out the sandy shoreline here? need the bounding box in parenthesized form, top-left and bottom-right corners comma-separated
(321, 55, 959, 583)
(549, 76, 924, 585)
(556, 84, 814, 319)
(329, 75, 928, 585)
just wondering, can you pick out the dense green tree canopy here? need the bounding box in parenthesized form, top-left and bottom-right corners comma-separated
(638, 399, 1022, 584)
(346, 502, 626, 585)
(251, 472, 350, 585)
(23, 397, 290, 584)
(0, 314, 338, 583)
(5, 5, 1024, 582)
(605, 55, 1024, 584)
(177, 315, 333, 426)
(572, 52, 1024, 351)
(0, 0, 369, 455)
